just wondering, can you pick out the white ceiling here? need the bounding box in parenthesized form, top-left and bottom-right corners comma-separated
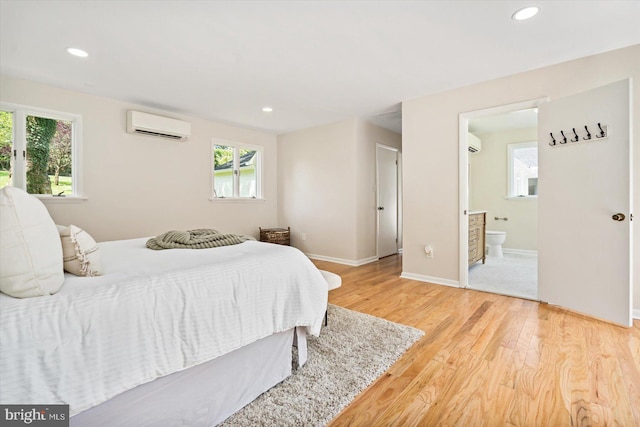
(1, 1, 639, 135)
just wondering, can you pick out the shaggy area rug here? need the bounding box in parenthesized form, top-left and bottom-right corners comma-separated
(220, 304, 424, 426)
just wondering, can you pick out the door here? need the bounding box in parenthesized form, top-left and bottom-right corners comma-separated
(538, 79, 632, 326)
(377, 145, 398, 258)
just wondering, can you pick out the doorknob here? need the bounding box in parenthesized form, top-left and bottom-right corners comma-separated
(377, 206, 384, 211)
(612, 213, 625, 221)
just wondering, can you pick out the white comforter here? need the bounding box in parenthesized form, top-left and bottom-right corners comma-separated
(0, 239, 327, 416)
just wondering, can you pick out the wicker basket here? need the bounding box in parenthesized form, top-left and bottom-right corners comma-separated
(259, 227, 291, 245)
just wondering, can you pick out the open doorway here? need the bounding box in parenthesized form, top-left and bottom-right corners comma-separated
(459, 99, 545, 300)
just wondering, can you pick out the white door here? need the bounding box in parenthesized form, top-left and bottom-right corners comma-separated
(377, 145, 398, 258)
(538, 79, 632, 326)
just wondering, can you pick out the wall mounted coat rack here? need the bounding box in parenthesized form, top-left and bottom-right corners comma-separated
(549, 123, 608, 147)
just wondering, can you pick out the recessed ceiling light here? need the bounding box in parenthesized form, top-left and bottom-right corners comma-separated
(512, 6, 539, 21)
(262, 106, 273, 113)
(66, 47, 88, 58)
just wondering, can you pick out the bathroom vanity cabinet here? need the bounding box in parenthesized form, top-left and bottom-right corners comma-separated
(469, 212, 486, 266)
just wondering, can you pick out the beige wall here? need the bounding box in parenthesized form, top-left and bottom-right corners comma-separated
(277, 118, 401, 264)
(402, 44, 640, 311)
(278, 119, 358, 261)
(0, 76, 278, 242)
(470, 127, 538, 252)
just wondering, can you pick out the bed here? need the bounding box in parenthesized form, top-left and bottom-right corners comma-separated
(0, 236, 328, 426)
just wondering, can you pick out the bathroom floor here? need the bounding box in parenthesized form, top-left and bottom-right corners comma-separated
(468, 253, 537, 300)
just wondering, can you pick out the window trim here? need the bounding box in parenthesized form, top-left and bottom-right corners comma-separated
(210, 138, 264, 201)
(507, 140, 538, 199)
(1, 102, 84, 202)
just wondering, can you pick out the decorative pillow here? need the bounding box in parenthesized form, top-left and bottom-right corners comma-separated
(59, 225, 103, 276)
(0, 186, 64, 298)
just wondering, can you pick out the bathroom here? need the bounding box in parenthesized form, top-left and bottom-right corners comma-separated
(467, 108, 538, 300)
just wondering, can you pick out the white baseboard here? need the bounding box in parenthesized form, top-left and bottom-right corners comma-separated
(400, 272, 459, 288)
(502, 248, 538, 256)
(633, 308, 640, 320)
(306, 253, 378, 267)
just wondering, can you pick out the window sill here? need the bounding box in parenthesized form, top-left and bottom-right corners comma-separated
(505, 195, 538, 200)
(208, 197, 266, 203)
(36, 195, 88, 204)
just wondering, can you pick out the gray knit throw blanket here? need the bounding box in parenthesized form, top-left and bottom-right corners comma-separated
(146, 229, 253, 250)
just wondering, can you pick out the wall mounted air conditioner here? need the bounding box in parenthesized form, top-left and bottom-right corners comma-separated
(126, 110, 191, 141)
(468, 132, 482, 153)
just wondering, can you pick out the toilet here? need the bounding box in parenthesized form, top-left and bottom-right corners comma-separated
(485, 231, 507, 258)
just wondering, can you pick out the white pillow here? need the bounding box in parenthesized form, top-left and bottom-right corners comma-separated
(59, 225, 103, 276)
(0, 186, 64, 298)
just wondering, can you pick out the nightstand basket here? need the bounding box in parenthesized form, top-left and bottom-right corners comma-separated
(259, 227, 291, 245)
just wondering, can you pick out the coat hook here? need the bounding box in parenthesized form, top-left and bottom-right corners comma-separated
(549, 132, 556, 146)
(571, 128, 579, 142)
(560, 130, 567, 144)
(596, 123, 606, 138)
(583, 125, 591, 140)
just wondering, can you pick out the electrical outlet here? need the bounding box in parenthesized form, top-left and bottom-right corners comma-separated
(424, 245, 433, 259)
(301, 233, 307, 241)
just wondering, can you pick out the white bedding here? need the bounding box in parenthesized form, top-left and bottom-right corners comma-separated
(0, 238, 327, 416)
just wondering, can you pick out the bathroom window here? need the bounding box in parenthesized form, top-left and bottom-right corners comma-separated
(507, 141, 538, 198)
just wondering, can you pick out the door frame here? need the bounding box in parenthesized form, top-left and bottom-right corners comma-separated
(376, 143, 400, 258)
(458, 98, 547, 289)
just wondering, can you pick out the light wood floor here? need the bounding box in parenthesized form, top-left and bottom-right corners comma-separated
(312, 255, 640, 427)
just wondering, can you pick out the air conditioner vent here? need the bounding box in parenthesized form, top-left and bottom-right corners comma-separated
(468, 132, 481, 153)
(133, 129, 185, 140)
(126, 111, 191, 141)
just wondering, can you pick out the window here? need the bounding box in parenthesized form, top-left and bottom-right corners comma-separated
(508, 141, 538, 197)
(212, 139, 262, 199)
(0, 103, 82, 199)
